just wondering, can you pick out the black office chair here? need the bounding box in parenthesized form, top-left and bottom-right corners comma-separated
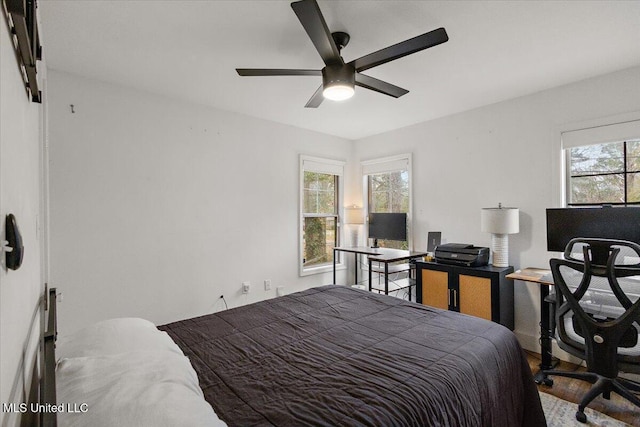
(545, 238, 640, 423)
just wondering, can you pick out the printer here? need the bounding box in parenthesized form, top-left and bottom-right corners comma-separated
(434, 243, 490, 267)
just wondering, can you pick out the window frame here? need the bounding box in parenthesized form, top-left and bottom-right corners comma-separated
(299, 155, 345, 276)
(361, 153, 413, 249)
(562, 120, 640, 207)
(566, 140, 640, 206)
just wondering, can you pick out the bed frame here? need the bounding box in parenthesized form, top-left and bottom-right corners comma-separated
(42, 286, 57, 427)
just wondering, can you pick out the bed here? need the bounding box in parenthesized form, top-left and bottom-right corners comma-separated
(47, 285, 546, 426)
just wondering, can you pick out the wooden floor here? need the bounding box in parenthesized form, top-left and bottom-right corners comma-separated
(526, 351, 640, 426)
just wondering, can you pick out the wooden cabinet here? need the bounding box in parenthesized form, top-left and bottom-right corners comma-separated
(421, 269, 448, 310)
(416, 261, 514, 329)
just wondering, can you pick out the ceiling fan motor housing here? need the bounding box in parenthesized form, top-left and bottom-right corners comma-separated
(322, 64, 355, 89)
(322, 64, 355, 100)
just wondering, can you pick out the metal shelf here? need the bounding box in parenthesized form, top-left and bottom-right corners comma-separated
(370, 277, 415, 294)
(370, 262, 411, 274)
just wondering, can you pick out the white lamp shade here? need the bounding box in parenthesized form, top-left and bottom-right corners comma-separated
(345, 206, 364, 224)
(481, 207, 519, 234)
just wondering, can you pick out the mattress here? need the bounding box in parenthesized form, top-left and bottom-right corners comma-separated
(160, 285, 546, 426)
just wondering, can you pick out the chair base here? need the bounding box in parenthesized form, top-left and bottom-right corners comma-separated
(543, 369, 640, 423)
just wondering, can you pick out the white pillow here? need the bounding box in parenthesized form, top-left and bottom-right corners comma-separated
(57, 318, 182, 360)
(56, 351, 226, 427)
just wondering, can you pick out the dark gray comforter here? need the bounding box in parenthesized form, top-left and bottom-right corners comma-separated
(160, 285, 546, 426)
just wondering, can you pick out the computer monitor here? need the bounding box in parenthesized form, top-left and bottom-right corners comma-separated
(546, 207, 640, 253)
(368, 213, 407, 248)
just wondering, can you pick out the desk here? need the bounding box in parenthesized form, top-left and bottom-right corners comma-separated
(333, 246, 383, 286)
(332, 247, 428, 300)
(507, 267, 556, 385)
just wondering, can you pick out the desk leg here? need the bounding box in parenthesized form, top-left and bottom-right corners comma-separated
(384, 263, 389, 295)
(535, 284, 555, 386)
(368, 258, 373, 293)
(333, 249, 337, 285)
(354, 253, 358, 285)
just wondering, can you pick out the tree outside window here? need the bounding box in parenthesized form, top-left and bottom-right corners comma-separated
(569, 139, 640, 205)
(302, 172, 338, 268)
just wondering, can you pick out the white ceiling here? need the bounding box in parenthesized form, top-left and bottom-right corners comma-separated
(38, 0, 640, 140)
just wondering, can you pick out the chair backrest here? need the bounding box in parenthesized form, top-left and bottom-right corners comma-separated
(550, 238, 640, 378)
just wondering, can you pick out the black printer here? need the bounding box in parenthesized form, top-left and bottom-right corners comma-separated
(434, 243, 490, 267)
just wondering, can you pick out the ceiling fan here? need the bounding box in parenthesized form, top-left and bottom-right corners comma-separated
(236, 0, 448, 108)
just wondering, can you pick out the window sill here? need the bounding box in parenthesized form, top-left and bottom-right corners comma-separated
(300, 263, 345, 277)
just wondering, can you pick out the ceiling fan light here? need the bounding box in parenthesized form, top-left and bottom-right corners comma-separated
(323, 84, 354, 101)
(322, 64, 355, 102)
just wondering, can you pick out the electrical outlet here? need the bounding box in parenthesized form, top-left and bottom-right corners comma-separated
(264, 279, 271, 291)
(276, 286, 285, 297)
(242, 281, 250, 294)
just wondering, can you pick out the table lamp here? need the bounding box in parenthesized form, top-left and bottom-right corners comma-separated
(345, 205, 364, 247)
(481, 203, 519, 267)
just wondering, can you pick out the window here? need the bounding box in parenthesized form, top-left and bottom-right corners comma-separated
(300, 156, 344, 275)
(362, 154, 411, 249)
(563, 120, 640, 206)
(568, 140, 640, 205)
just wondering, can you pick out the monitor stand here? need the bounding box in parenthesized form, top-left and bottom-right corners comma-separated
(371, 239, 379, 249)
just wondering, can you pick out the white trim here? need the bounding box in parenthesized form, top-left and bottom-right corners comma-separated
(302, 156, 344, 176)
(361, 153, 411, 175)
(299, 155, 345, 277)
(550, 127, 565, 208)
(561, 119, 640, 149)
(300, 263, 346, 277)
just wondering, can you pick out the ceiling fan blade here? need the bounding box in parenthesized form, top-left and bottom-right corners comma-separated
(304, 85, 324, 108)
(291, 0, 343, 66)
(349, 27, 448, 73)
(236, 69, 321, 76)
(355, 73, 408, 98)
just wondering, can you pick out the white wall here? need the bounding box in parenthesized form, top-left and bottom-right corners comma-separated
(47, 64, 640, 358)
(47, 70, 352, 334)
(352, 66, 640, 354)
(0, 16, 45, 427)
